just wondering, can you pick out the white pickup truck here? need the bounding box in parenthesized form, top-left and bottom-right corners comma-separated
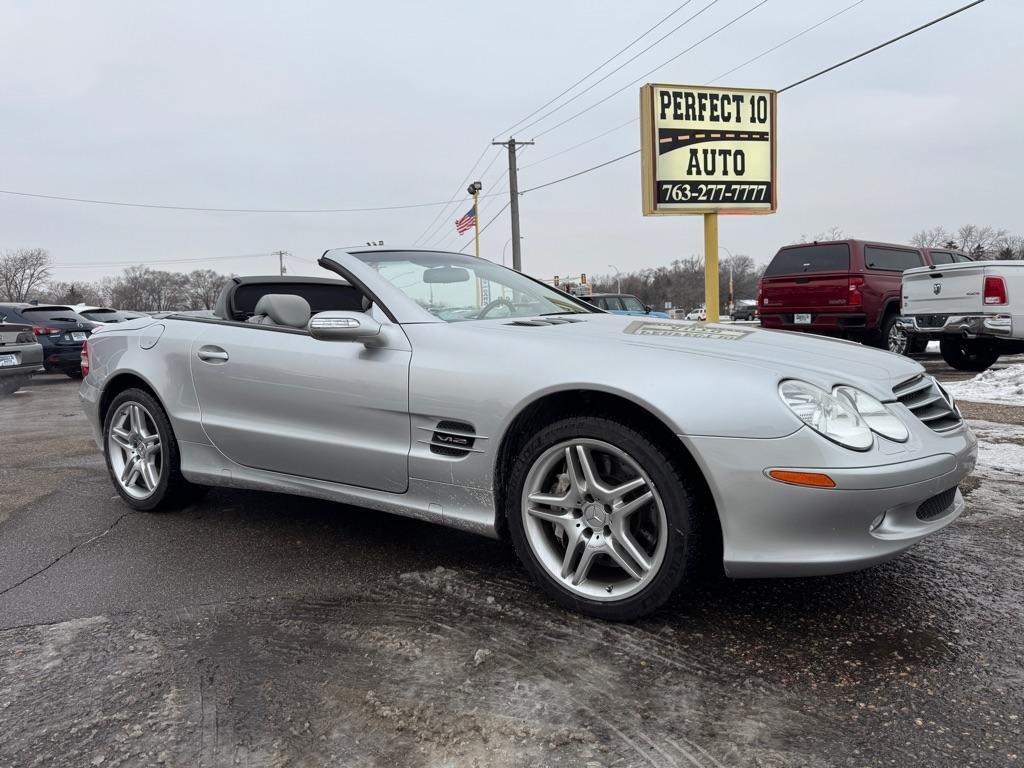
(900, 260, 1024, 371)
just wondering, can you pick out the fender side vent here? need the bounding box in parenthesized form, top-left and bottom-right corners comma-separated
(430, 420, 476, 457)
(506, 317, 584, 327)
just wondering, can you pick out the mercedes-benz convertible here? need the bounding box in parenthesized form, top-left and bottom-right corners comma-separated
(80, 248, 977, 620)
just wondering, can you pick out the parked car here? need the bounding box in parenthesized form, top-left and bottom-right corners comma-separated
(731, 300, 757, 321)
(580, 293, 670, 318)
(0, 321, 43, 396)
(757, 240, 971, 355)
(900, 259, 1024, 371)
(0, 304, 97, 378)
(81, 248, 976, 621)
(72, 305, 137, 324)
(685, 306, 706, 321)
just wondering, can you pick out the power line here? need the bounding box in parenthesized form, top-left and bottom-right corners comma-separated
(0, 187, 501, 214)
(533, 0, 770, 140)
(51, 252, 272, 269)
(520, 0, 869, 172)
(513, 0, 723, 138)
(518, 0, 987, 196)
(496, 0, 706, 138)
(413, 144, 497, 246)
(458, 201, 512, 252)
(708, 0, 867, 84)
(777, 0, 986, 92)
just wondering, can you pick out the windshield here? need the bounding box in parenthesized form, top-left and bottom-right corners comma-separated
(80, 308, 131, 323)
(352, 251, 594, 322)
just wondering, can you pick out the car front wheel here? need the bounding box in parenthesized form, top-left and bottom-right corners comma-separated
(103, 388, 207, 511)
(507, 416, 704, 620)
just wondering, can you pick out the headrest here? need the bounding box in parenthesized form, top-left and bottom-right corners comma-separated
(252, 294, 311, 329)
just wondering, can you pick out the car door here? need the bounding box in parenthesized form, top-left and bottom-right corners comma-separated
(189, 318, 411, 493)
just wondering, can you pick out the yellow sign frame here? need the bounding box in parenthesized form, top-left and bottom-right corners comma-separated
(640, 83, 778, 216)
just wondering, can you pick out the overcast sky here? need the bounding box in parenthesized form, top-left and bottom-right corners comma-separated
(1, 0, 1017, 284)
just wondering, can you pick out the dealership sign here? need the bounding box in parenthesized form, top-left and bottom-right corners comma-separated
(641, 83, 777, 215)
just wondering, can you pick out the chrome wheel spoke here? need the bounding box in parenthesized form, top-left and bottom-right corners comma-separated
(574, 445, 612, 500)
(140, 459, 159, 491)
(609, 518, 652, 575)
(121, 456, 140, 486)
(111, 427, 132, 452)
(142, 434, 161, 456)
(563, 446, 586, 498)
(527, 491, 574, 510)
(604, 539, 645, 581)
(612, 490, 654, 520)
(560, 528, 586, 579)
(526, 505, 572, 526)
(609, 476, 647, 502)
(571, 542, 599, 586)
(129, 405, 144, 434)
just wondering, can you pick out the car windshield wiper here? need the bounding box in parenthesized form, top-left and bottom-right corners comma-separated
(538, 311, 585, 316)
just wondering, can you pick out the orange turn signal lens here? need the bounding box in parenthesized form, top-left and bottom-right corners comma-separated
(768, 470, 836, 488)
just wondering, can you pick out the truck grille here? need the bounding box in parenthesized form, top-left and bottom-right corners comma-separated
(892, 375, 962, 433)
(916, 486, 958, 521)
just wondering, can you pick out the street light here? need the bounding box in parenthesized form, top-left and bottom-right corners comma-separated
(608, 264, 621, 293)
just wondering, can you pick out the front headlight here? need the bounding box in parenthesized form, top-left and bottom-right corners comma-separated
(779, 380, 874, 451)
(833, 386, 909, 443)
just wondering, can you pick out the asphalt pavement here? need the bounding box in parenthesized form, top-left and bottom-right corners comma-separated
(1, 353, 1022, 767)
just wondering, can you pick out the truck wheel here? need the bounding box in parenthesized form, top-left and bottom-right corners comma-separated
(881, 313, 912, 356)
(939, 338, 1000, 372)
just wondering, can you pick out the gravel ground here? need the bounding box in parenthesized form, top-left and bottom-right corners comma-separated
(1, 373, 1022, 768)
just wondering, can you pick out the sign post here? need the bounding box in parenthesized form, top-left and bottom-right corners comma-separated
(640, 83, 777, 322)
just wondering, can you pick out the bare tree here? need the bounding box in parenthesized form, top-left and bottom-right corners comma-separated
(911, 226, 952, 248)
(185, 269, 228, 310)
(911, 224, 1010, 257)
(0, 248, 52, 302)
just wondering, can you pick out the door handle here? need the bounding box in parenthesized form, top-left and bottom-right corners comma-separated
(197, 345, 229, 363)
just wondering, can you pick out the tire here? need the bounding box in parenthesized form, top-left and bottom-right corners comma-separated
(939, 338, 1000, 372)
(506, 415, 705, 621)
(0, 376, 30, 397)
(103, 388, 208, 511)
(908, 336, 929, 354)
(880, 313, 912, 356)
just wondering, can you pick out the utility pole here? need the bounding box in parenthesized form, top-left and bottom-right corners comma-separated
(492, 137, 533, 272)
(273, 250, 289, 276)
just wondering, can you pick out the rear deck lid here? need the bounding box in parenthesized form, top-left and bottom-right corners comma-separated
(761, 243, 851, 310)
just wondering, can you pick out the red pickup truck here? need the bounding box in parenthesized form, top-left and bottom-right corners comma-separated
(757, 239, 971, 355)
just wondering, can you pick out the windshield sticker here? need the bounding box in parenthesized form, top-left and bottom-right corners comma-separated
(623, 320, 751, 340)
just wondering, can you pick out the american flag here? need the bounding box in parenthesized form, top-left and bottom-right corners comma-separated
(455, 205, 476, 235)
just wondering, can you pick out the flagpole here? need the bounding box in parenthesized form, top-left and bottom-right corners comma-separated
(473, 188, 480, 258)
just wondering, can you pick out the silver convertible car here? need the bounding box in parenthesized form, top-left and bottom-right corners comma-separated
(80, 248, 978, 620)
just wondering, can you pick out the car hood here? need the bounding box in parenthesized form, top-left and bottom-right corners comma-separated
(489, 314, 921, 396)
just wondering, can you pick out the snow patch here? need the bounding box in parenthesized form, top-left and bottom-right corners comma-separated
(966, 420, 1024, 480)
(945, 364, 1024, 405)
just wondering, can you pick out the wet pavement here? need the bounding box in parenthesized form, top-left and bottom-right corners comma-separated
(1, 359, 1022, 767)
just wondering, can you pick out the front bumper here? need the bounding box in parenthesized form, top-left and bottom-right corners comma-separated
(682, 422, 978, 578)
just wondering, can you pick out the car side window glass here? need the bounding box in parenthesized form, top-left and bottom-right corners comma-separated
(953, 253, 973, 263)
(929, 251, 954, 265)
(621, 296, 645, 312)
(604, 297, 625, 311)
(864, 246, 924, 272)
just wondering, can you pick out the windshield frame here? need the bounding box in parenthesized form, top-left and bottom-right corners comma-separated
(339, 249, 599, 323)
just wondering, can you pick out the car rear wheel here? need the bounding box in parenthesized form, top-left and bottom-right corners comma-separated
(939, 338, 1001, 372)
(103, 388, 207, 511)
(507, 416, 704, 621)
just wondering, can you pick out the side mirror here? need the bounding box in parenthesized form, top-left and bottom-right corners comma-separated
(644, 305, 652, 313)
(308, 311, 382, 343)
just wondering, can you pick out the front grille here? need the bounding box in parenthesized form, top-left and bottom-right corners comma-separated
(916, 486, 958, 521)
(892, 375, 962, 432)
(916, 314, 949, 329)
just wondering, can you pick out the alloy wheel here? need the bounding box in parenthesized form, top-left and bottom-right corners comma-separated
(887, 322, 908, 355)
(107, 402, 163, 499)
(521, 439, 668, 602)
